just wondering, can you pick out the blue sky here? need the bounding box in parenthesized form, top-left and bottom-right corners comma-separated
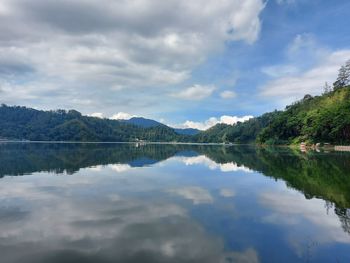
(0, 0, 350, 129)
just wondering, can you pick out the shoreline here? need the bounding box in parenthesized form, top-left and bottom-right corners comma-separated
(0, 140, 245, 146)
(1, 140, 350, 152)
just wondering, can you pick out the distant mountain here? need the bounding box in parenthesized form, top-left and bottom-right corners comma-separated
(174, 128, 200, 136)
(123, 117, 164, 128)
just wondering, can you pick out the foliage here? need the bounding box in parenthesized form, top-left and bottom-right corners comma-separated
(0, 105, 189, 142)
(257, 87, 350, 144)
(333, 59, 350, 89)
(194, 111, 280, 143)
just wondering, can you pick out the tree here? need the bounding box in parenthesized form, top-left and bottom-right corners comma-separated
(334, 60, 350, 90)
(323, 82, 331, 94)
(303, 94, 313, 101)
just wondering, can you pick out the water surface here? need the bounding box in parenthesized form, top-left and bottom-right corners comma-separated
(0, 143, 349, 263)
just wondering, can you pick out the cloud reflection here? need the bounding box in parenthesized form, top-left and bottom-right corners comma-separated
(260, 191, 350, 244)
(168, 186, 214, 205)
(180, 155, 252, 173)
(0, 177, 258, 263)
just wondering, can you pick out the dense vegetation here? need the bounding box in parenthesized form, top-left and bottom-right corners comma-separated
(257, 87, 350, 144)
(196, 86, 350, 145)
(0, 105, 188, 142)
(194, 111, 280, 143)
(196, 60, 350, 145)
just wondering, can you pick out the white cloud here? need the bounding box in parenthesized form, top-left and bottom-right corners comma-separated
(219, 162, 252, 173)
(261, 34, 326, 80)
(260, 190, 350, 244)
(220, 90, 237, 99)
(0, 0, 265, 114)
(180, 155, 253, 173)
(220, 115, 253, 125)
(261, 65, 299, 78)
(181, 115, 253, 130)
(261, 49, 350, 101)
(110, 112, 137, 120)
(172, 84, 216, 100)
(109, 164, 132, 173)
(168, 186, 214, 205)
(259, 34, 350, 104)
(88, 112, 104, 118)
(0, 173, 260, 262)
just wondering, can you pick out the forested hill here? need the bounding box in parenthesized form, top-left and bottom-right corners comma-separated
(257, 86, 350, 145)
(194, 111, 279, 144)
(0, 105, 188, 142)
(194, 86, 350, 145)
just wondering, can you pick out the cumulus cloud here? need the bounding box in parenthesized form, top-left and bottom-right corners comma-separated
(110, 112, 137, 120)
(171, 84, 216, 100)
(88, 112, 104, 118)
(0, 0, 265, 114)
(0, 176, 260, 262)
(181, 115, 253, 130)
(109, 164, 132, 173)
(220, 90, 237, 99)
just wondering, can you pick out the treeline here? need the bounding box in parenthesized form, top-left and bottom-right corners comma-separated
(0, 105, 188, 142)
(257, 87, 350, 144)
(194, 111, 279, 143)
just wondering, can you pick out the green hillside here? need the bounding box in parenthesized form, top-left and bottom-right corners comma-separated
(257, 87, 350, 145)
(194, 86, 350, 145)
(194, 111, 279, 143)
(0, 105, 187, 142)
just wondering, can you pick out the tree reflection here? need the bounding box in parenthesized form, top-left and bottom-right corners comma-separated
(335, 207, 350, 234)
(1, 142, 350, 235)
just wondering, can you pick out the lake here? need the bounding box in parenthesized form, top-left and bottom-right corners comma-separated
(0, 142, 349, 263)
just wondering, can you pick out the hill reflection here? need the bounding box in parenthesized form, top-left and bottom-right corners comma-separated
(1, 143, 350, 210)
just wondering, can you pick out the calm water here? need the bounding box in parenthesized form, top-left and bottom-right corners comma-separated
(0, 143, 349, 263)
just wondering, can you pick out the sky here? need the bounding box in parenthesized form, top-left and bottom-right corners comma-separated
(0, 0, 350, 130)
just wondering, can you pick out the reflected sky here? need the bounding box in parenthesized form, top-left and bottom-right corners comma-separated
(0, 143, 349, 263)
